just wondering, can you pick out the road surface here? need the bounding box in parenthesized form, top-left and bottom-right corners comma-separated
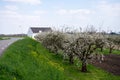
(0, 38, 21, 56)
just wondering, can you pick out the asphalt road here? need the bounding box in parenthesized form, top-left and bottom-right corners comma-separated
(0, 38, 21, 56)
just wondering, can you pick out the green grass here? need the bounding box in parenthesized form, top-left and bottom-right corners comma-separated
(102, 49, 120, 55)
(96, 48, 120, 55)
(0, 38, 64, 80)
(0, 37, 10, 40)
(0, 38, 120, 80)
(0, 37, 3, 40)
(47, 53, 120, 80)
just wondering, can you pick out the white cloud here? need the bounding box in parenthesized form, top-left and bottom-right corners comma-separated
(34, 10, 47, 15)
(0, 10, 42, 22)
(3, 0, 41, 5)
(97, 1, 120, 16)
(69, 9, 94, 15)
(5, 5, 18, 11)
(56, 9, 95, 21)
(57, 9, 94, 15)
(51, 9, 95, 28)
(0, 10, 20, 17)
(0, 9, 43, 34)
(56, 9, 67, 15)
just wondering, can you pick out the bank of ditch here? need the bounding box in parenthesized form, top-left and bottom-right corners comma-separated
(0, 38, 120, 80)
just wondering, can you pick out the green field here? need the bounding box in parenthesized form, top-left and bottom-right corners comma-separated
(0, 38, 120, 80)
(0, 37, 3, 40)
(0, 37, 10, 40)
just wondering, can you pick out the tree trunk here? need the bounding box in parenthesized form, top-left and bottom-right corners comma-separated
(117, 45, 120, 50)
(54, 46, 58, 55)
(109, 48, 112, 54)
(81, 59, 87, 72)
(100, 47, 103, 52)
(69, 53, 74, 64)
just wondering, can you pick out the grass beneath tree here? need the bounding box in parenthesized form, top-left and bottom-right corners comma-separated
(96, 48, 120, 55)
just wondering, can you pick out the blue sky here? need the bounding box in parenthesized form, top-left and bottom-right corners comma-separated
(0, 0, 120, 34)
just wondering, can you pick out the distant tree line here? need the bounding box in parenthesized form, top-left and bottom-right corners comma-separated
(0, 34, 27, 37)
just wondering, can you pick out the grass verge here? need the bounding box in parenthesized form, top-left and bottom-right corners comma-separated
(0, 38, 64, 80)
(0, 38, 120, 80)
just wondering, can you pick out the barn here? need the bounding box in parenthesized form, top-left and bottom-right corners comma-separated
(27, 27, 52, 38)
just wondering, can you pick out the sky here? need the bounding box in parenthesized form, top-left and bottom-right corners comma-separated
(0, 0, 120, 34)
